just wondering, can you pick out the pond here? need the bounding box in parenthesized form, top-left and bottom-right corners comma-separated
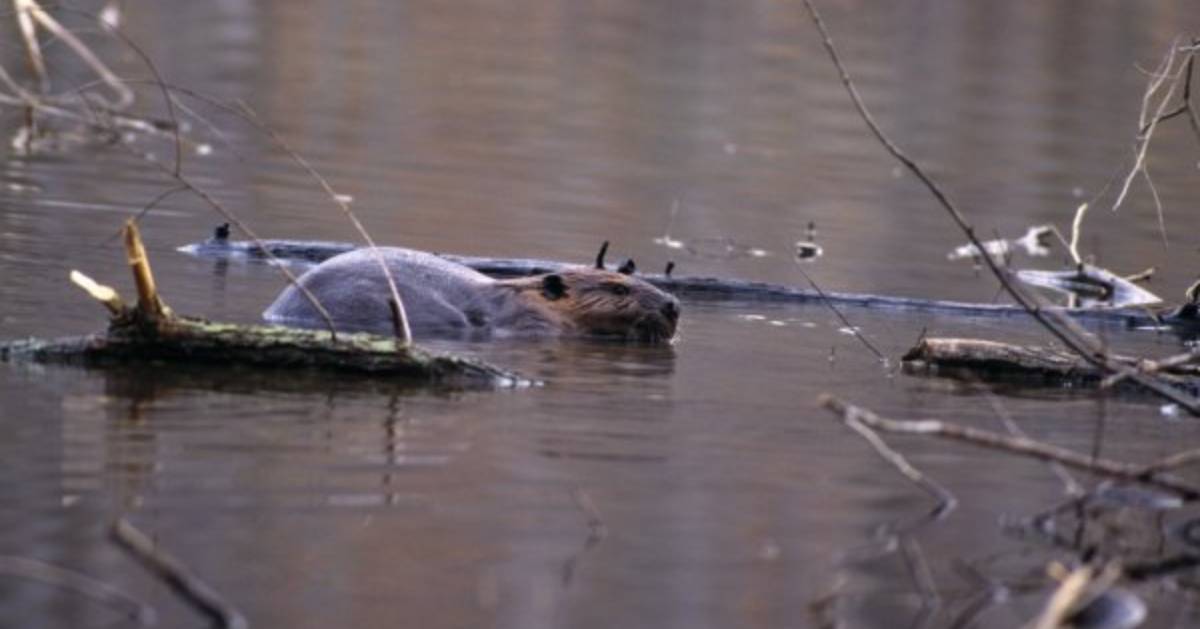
(4, 1, 1200, 627)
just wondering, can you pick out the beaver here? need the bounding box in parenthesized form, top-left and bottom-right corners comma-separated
(263, 247, 680, 343)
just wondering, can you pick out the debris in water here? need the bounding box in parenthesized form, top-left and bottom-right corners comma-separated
(653, 200, 685, 250)
(795, 221, 824, 262)
(1017, 264, 1162, 308)
(947, 224, 1054, 261)
(654, 235, 685, 249)
(99, 1, 122, 28)
(686, 236, 772, 260)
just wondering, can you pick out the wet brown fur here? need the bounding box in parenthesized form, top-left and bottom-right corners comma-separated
(497, 268, 679, 343)
(263, 247, 679, 342)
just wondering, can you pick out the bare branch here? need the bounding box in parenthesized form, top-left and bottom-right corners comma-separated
(111, 518, 247, 629)
(818, 395, 1200, 500)
(800, 1, 1200, 415)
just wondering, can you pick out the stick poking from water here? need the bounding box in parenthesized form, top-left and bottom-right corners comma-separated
(110, 518, 248, 629)
(817, 394, 1200, 500)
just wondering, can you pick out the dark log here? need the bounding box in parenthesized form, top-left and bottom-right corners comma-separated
(0, 318, 516, 385)
(902, 337, 1200, 390)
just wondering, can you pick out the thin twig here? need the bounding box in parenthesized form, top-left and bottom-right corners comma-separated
(16, 0, 133, 108)
(818, 394, 1200, 500)
(102, 184, 189, 244)
(0, 555, 155, 625)
(129, 148, 342, 337)
(829, 404, 957, 515)
(82, 33, 341, 338)
(236, 100, 411, 344)
(56, 5, 180, 175)
(71, 78, 408, 343)
(794, 264, 887, 364)
(1112, 40, 1184, 218)
(976, 381, 1082, 496)
(569, 488, 608, 541)
(110, 518, 247, 629)
(899, 536, 942, 625)
(562, 488, 608, 587)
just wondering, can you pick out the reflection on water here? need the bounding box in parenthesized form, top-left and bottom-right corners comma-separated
(4, 1, 1200, 627)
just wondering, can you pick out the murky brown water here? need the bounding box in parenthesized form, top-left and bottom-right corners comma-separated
(5, 1, 1200, 627)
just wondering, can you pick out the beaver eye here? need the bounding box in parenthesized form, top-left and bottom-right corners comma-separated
(609, 284, 631, 296)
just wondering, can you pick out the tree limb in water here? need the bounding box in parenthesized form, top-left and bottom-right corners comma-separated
(799, 0, 1200, 415)
(818, 395, 1200, 500)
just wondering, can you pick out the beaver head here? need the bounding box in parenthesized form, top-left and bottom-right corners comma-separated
(504, 268, 680, 343)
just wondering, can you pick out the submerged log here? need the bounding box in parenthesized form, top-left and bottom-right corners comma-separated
(1, 223, 517, 387)
(178, 234, 1200, 336)
(902, 337, 1200, 391)
(0, 321, 514, 383)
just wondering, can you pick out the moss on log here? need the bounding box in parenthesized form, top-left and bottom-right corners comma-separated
(0, 316, 518, 386)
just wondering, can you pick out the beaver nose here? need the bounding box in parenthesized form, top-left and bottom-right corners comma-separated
(661, 300, 680, 323)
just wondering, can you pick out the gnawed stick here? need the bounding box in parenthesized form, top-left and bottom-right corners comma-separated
(817, 395, 1200, 500)
(1026, 562, 1130, 629)
(1028, 564, 1096, 629)
(12, 0, 47, 92)
(110, 518, 247, 629)
(69, 270, 126, 317)
(123, 221, 169, 318)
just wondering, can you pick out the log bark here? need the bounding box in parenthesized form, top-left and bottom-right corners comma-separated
(902, 337, 1200, 390)
(0, 318, 515, 385)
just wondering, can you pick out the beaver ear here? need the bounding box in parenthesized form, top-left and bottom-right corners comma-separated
(617, 258, 636, 275)
(541, 274, 568, 300)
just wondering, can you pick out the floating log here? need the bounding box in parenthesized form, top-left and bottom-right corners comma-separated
(902, 337, 1200, 390)
(1, 223, 517, 387)
(177, 235, 1200, 336)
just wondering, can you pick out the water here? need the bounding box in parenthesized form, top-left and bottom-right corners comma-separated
(3, 1, 1200, 627)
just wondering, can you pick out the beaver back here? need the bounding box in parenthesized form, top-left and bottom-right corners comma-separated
(263, 247, 500, 336)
